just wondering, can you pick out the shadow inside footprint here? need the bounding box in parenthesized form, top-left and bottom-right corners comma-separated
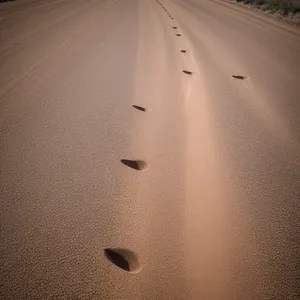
(121, 159, 148, 171)
(132, 105, 148, 112)
(232, 75, 248, 80)
(104, 248, 141, 273)
(183, 70, 193, 75)
(104, 249, 130, 271)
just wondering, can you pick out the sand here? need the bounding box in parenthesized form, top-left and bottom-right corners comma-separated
(1, 0, 300, 299)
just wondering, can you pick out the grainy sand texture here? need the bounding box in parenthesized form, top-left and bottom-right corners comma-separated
(1, 0, 300, 299)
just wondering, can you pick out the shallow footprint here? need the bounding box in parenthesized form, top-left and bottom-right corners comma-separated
(132, 105, 151, 112)
(183, 70, 193, 75)
(232, 75, 249, 80)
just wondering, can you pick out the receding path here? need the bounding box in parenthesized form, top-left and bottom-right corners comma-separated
(1, 0, 299, 299)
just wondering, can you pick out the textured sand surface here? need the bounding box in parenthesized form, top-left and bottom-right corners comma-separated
(1, 0, 300, 299)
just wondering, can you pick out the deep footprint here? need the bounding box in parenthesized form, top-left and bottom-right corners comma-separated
(104, 248, 141, 273)
(121, 159, 149, 171)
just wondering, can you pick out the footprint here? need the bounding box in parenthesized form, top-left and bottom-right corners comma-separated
(232, 75, 249, 80)
(132, 105, 151, 112)
(121, 159, 149, 171)
(104, 248, 141, 273)
(183, 70, 193, 75)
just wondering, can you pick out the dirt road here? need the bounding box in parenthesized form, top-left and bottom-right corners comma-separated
(1, 0, 300, 299)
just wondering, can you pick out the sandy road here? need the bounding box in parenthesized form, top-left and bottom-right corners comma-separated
(1, 0, 300, 299)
